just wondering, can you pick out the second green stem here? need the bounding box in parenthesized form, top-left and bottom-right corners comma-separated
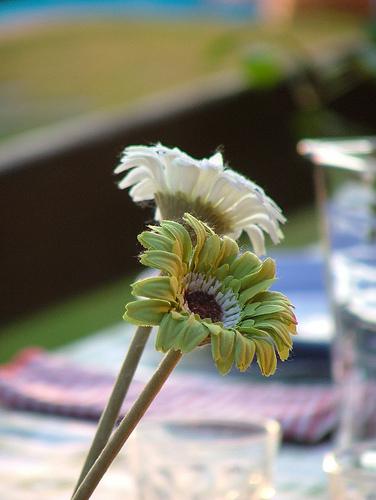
(72, 349, 182, 500)
(73, 325, 152, 492)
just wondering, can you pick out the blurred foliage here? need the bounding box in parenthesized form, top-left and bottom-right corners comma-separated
(0, 274, 134, 363)
(242, 45, 287, 89)
(0, 13, 362, 141)
(0, 12, 368, 353)
(205, 13, 376, 139)
(240, 26, 376, 139)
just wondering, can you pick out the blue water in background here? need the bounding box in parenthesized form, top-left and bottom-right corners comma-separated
(0, 0, 259, 23)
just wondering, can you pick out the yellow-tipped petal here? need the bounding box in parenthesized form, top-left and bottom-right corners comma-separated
(124, 299, 171, 326)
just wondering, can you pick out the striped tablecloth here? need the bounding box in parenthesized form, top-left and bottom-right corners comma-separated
(0, 345, 337, 444)
(0, 323, 333, 499)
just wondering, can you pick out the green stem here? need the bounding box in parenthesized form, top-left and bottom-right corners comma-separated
(71, 349, 182, 500)
(73, 325, 152, 493)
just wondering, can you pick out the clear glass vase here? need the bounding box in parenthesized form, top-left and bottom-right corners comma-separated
(299, 137, 376, 448)
(130, 418, 280, 500)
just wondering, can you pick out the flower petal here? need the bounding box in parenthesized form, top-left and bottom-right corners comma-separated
(124, 299, 171, 326)
(129, 178, 155, 201)
(238, 278, 275, 305)
(156, 312, 208, 353)
(229, 252, 261, 279)
(140, 250, 183, 277)
(207, 151, 223, 167)
(253, 336, 277, 376)
(159, 220, 192, 265)
(138, 231, 173, 253)
(118, 166, 150, 190)
(116, 144, 285, 245)
(132, 276, 178, 302)
(240, 258, 275, 291)
(156, 311, 186, 352)
(211, 328, 236, 362)
(216, 237, 239, 268)
(165, 157, 201, 193)
(255, 319, 295, 349)
(183, 213, 212, 268)
(235, 332, 256, 372)
(245, 226, 266, 256)
(213, 263, 230, 281)
(191, 164, 221, 200)
(215, 354, 235, 375)
(180, 317, 209, 353)
(196, 234, 221, 274)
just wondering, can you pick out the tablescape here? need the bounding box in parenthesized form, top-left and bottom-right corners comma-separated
(72, 145, 295, 499)
(130, 417, 281, 500)
(0, 347, 335, 444)
(0, 361, 330, 500)
(299, 137, 376, 494)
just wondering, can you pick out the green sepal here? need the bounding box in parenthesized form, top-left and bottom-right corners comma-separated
(124, 299, 171, 326)
(131, 276, 178, 302)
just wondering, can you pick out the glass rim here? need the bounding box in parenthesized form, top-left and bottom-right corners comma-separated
(323, 441, 376, 480)
(297, 136, 376, 174)
(135, 416, 281, 443)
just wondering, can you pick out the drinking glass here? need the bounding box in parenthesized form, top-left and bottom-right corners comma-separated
(130, 417, 281, 500)
(323, 440, 376, 499)
(298, 137, 376, 447)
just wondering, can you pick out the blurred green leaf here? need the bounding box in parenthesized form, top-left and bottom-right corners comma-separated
(242, 46, 286, 89)
(292, 108, 368, 139)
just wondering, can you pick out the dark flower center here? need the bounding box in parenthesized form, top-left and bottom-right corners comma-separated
(185, 291, 223, 323)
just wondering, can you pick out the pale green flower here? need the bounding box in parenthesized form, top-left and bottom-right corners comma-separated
(115, 144, 285, 255)
(124, 214, 297, 376)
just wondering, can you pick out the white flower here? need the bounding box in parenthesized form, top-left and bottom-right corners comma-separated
(114, 143, 285, 255)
